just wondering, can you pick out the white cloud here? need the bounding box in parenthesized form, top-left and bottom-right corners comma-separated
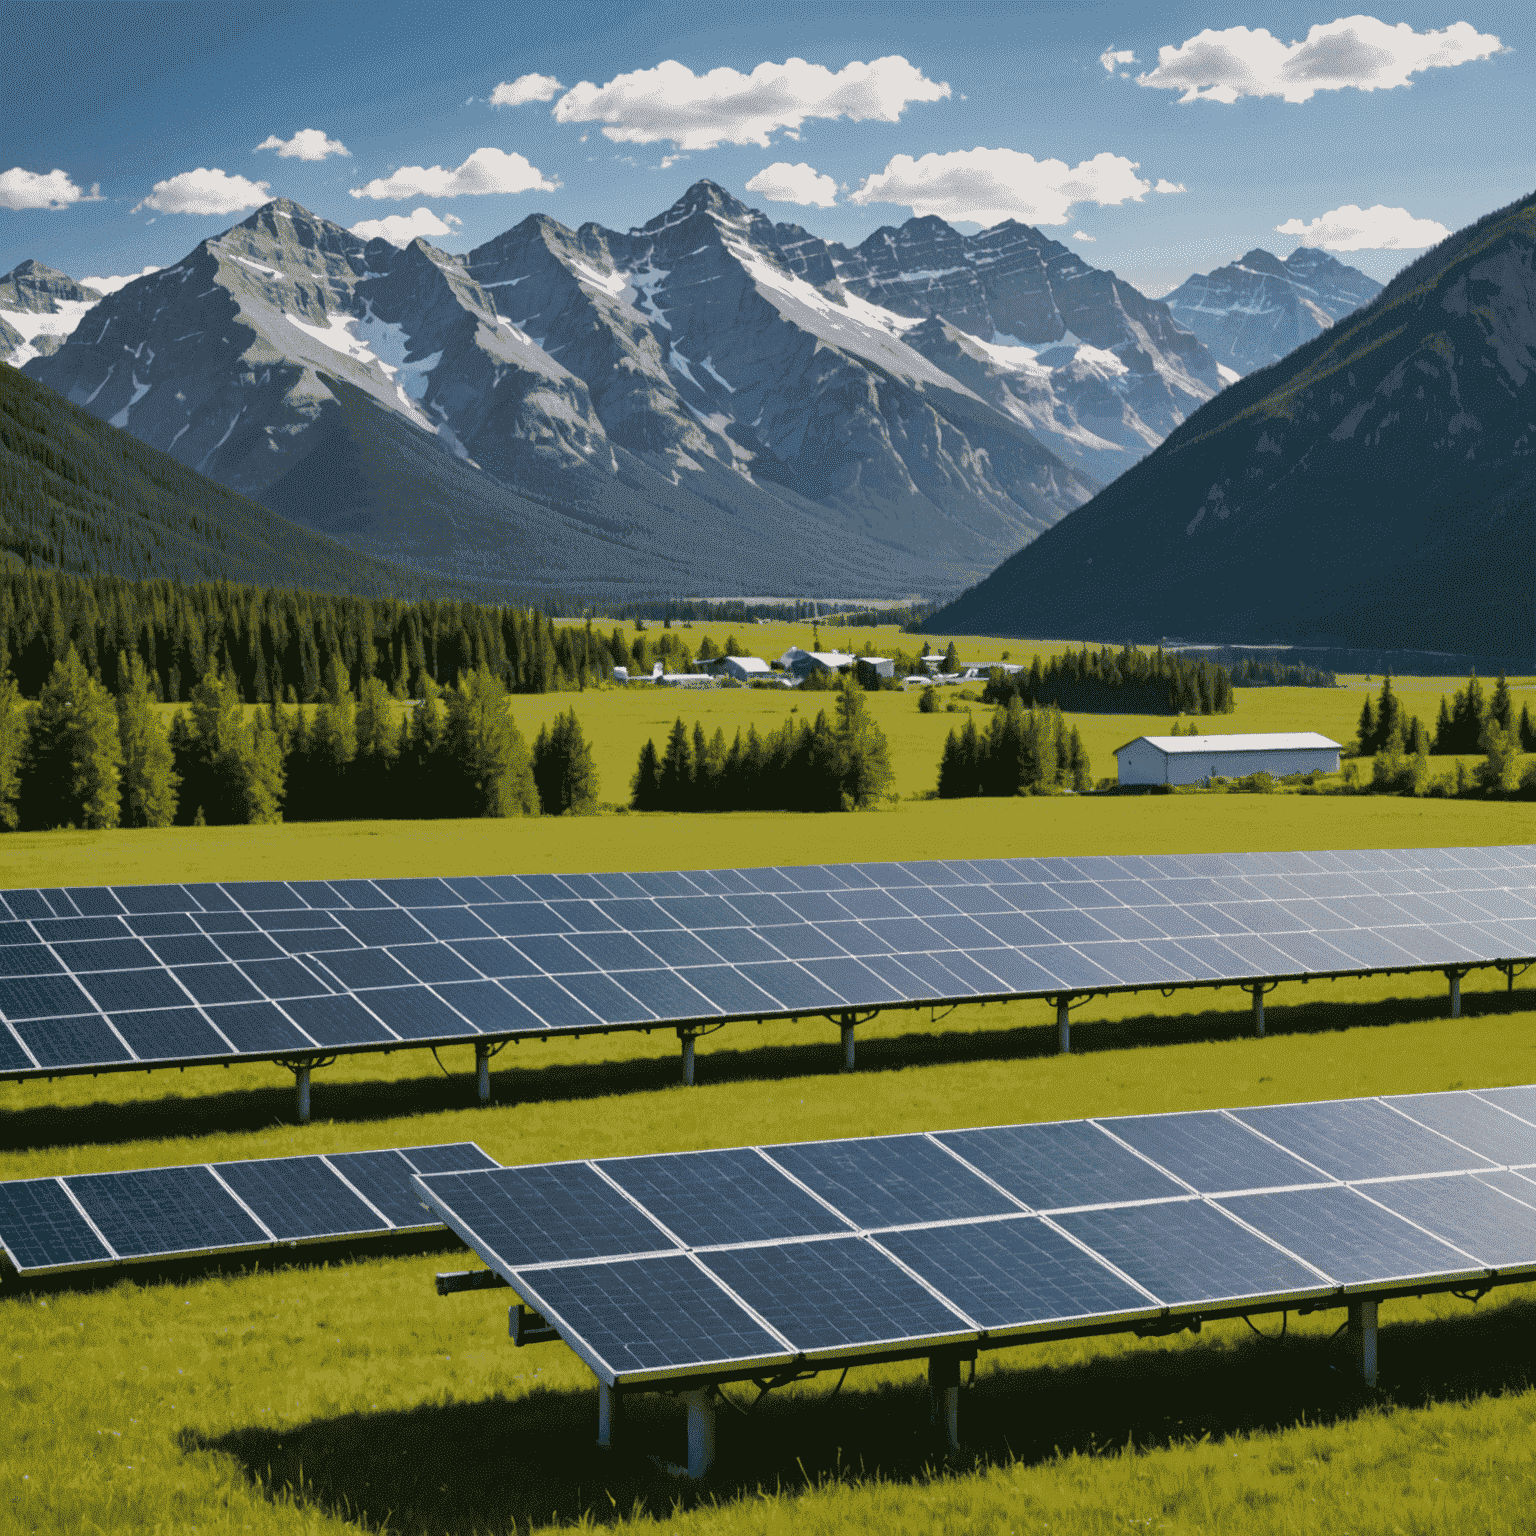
(1154, 179, 1187, 194)
(852, 147, 1152, 227)
(255, 129, 350, 161)
(553, 55, 949, 150)
(80, 265, 161, 295)
(350, 207, 464, 246)
(1276, 202, 1450, 251)
(0, 167, 86, 210)
(1071, 230, 1096, 242)
(1138, 18, 1502, 104)
(745, 161, 838, 208)
(491, 73, 563, 106)
(348, 147, 557, 201)
(1100, 47, 1136, 72)
(133, 167, 271, 215)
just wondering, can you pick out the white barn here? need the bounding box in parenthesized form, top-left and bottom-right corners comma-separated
(711, 656, 773, 682)
(1115, 732, 1341, 787)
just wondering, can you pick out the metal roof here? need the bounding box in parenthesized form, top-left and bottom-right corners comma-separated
(1115, 732, 1342, 757)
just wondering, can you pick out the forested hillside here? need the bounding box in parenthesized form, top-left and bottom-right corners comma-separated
(0, 366, 452, 597)
(0, 568, 622, 701)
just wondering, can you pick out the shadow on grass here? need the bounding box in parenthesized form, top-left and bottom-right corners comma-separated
(3, 985, 1532, 1154)
(188, 1298, 1536, 1533)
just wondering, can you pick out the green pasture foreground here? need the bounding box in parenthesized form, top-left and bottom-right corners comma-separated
(2, 792, 1532, 892)
(5, 800, 1536, 1533)
(4, 1006, 1536, 1534)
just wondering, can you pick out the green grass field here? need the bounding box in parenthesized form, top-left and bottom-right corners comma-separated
(5, 652, 1536, 1534)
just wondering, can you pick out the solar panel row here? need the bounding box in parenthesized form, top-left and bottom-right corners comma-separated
(1, 847, 1532, 1082)
(416, 1087, 1536, 1387)
(0, 1143, 497, 1276)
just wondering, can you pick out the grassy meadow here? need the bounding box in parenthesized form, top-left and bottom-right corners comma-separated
(4, 636, 1536, 1534)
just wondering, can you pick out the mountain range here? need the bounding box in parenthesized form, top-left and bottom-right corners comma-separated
(6, 182, 1261, 601)
(926, 190, 1536, 664)
(1163, 247, 1383, 377)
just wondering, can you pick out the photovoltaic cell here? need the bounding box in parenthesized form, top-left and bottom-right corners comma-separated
(1054, 1200, 1323, 1305)
(0, 1179, 114, 1270)
(423, 1163, 673, 1267)
(1100, 1111, 1328, 1193)
(1230, 1100, 1497, 1182)
(880, 1215, 1151, 1330)
(603, 1148, 852, 1247)
(700, 1236, 969, 1350)
(1219, 1186, 1473, 1284)
(765, 1134, 1020, 1229)
(1360, 1175, 1536, 1269)
(215, 1156, 387, 1240)
(67, 1165, 269, 1259)
(1383, 1092, 1536, 1166)
(937, 1122, 1185, 1211)
(515, 1253, 787, 1376)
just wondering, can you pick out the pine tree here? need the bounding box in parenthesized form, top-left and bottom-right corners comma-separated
(533, 709, 599, 815)
(23, 648, 122, 829)
(1489, 673, 1513, 733)
(942, 641, 960, 674)
(0, 671, 24, 829)
(117, 656, 178, 827)
(1357, 694, 1377, 755)
(1520, 703, 1536, 753)
(658, 718, 692, 810)
(629, 738, 661, 810)
(834, 679, 893, 807)
(442, 666, 536, 817)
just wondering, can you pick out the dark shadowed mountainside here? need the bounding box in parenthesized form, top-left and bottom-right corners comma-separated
(925, 191, 1536, 665)
(0, 365, 453, 595)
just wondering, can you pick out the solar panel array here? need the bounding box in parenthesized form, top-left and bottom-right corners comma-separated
(2, 846, 1532, 1081)
(0, 1142, 497, 1276)
(415, 1088, 1536, 1388)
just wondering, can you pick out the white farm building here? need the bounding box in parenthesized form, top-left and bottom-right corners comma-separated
(1115, 732, 1342, 787)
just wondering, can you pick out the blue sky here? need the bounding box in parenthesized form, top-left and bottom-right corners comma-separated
(3, 0, 1530, 296)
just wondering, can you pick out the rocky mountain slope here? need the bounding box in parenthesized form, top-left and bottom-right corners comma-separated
(827, 215, 1222, 481)
(0, 365, 448, 595)
(19, 184, 1230, 601)
(1163, 247, 1382, 377)
(25, 188, 1110, 599)
(0, 260, 105, 368)
(925, 191, 1536, 664)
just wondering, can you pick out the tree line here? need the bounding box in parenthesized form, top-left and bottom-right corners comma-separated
(980, 646, 1235, 715)
(0, 650, 601, 831)
(937, 698, 1092, 798)
(0, 567, 630, 705)
(630, 684, 893, 812)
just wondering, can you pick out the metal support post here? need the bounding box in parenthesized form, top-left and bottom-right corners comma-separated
(596, 1381, 619, 1449)
(679, 1028, 696, 1087)
(928, 1353, 960, 1450)
(683, 1387, 715, 1478)
(475, 1041, 491, 1104)
(1056, 996, 1071, 1054)
(1348, 1298, 1378, 1387)
(840, 1013, 856, 1072)
(295, 1062, 311, 1124)
(1448, 970, 1462, 1019)
(1251, 985, 1266, 1038)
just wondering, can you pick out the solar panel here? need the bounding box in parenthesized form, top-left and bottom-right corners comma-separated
(417, 1086, 1536, 1392)
(0, 846, 1531, 1092)
(0, 1143, 497, 1276)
